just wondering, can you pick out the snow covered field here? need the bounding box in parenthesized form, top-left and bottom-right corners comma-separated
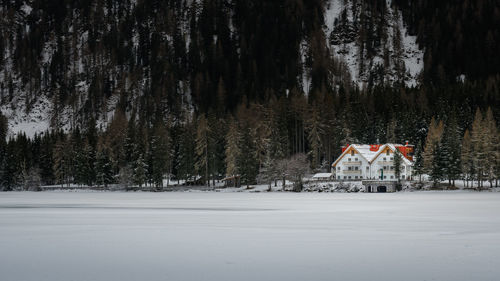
(1, 192, 499, 281)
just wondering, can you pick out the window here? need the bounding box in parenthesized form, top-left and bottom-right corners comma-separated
(344, 176, 347, 179)
(390, 157, 393, 160)
(390, 166, 394, 170)
(383, 157, 387, 161)
(338, 176, 341, 179)
(355, 176, 358, 179)
(351, 151, 355, 156)
(366, 167, 369, 170)
(348, 176, 351, 179)
(348, 167, 352, 171)
(360, 176, 363, 179)
(386, 150, 390, 155)
(354, 166, 358, 170)
(402, 175, 405, 179)
(390, 176, 394, 179)
(355, 158, 358, 161)
(348, 158, 351, 161)
(338, 167, 341, 170)
(384, 176, 387, 179)
(402, 166, 405, 171)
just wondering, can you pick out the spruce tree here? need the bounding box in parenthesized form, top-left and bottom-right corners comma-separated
(0, 112, 7, 189)
(393, 149, 402, 183)
(133, 154, 147, 189)
(461, 129, 473, 188)
(413, 141, 424, 182)
(470, 108, 486, 188)
(195, 115, 211, 186)
(237, 124, 258, 187)
(441, 113, 462, 187)
(224, 118, 240, 177)
(95, 149, 114, 188)
(430, 142, 444, 187)
(483, 107, 498, 188)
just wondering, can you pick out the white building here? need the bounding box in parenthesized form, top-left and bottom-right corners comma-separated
(331, 143, 414, 181)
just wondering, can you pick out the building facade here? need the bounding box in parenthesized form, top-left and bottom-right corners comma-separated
(331, 143, 414, 181)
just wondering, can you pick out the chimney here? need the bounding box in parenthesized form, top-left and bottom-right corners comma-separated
(405, 140, 409, 146)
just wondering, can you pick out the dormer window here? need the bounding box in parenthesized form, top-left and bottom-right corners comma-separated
(386, 150, 390, 155)
(351, 151, 355, 156)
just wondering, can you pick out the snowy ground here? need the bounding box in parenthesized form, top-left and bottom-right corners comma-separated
(1, 192, 499, 281)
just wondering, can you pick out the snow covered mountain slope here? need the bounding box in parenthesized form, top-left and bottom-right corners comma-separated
(324, 0, 423, 87)
(0, 0, 425, 138)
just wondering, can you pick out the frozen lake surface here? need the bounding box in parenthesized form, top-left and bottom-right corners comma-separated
(1, 191, 499, 281)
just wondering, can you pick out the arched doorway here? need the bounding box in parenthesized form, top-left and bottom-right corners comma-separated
(377, 186, 387, 193)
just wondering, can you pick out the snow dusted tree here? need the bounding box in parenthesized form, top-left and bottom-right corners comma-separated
(430, 142, 445, 186)
(286, 153, 309, 192)
(393, 149, 402, 183)
(413, 141, 424, 182)
(237, 123, 258, 187)
(195, 115, 211, 187)
(0, 112, 7, 189)
(133, 154, 147, 189)
(149, 121, 171, 189)
(53, 139, 69, 187)
(257, 152, 275, 190)
(95, 148, 114, 188)
(306, 104, 324, 170)
(470, 108, 487, 189)
(177, 116, 196, 184)
(483, 107, 498, 188)
(441, 113, 462, 187)
(461, 129, 473, 188)
(22, 167, 41, 191)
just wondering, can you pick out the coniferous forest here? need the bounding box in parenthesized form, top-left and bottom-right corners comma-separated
(0, 0, 499, 190)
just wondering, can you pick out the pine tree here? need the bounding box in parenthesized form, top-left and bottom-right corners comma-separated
(483, 107, 498, 188)
(195, 115, 211, 186)
(53, 139, 68, 187)
(306, 105, 324, 170)
(257, 151, 276, 190)
(95, 148, 114, 188)
(430, 142, 445, 186)
(225, 118, 240, 177)
(441, 113, 462, 187)
(393, 149, 402, 183)
(470, 108, 486, 189)
(133, 154, 147, 189)
(0, 112, 8, 189)
(149, 122, 171, 189)
(461, 129, 473, 188)
(237, 124, 258, 187)
(423, 117, 444, 175)
(413, 141, 424, 182)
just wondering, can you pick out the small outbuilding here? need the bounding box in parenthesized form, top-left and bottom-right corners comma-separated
(222, 175, 241, 188)
(311, 173, 334, 181)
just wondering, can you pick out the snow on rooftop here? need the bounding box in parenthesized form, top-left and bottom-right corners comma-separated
(312, 173, 333, 178)
(351, 144, 381, 162)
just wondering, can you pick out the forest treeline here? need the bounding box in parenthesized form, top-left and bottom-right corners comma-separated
(1, 85, 499, 190)
(0, 0, 499, 190)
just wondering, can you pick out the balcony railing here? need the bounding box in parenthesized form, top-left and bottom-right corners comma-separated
(342, 170, 361, 174)
(343, 161, 362, 165)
